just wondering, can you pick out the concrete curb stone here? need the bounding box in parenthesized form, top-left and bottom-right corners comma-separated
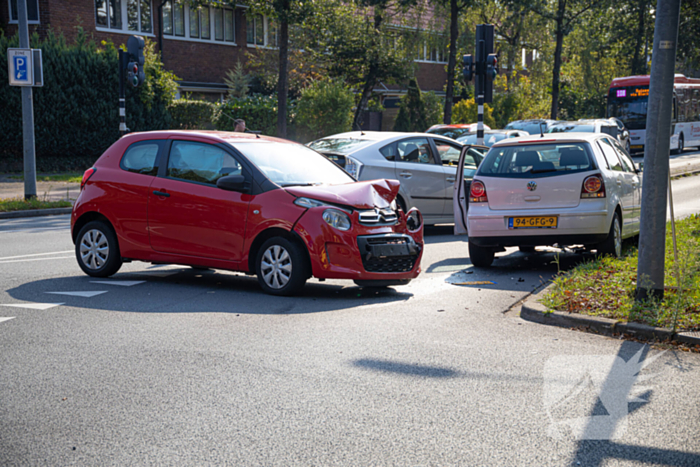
(521, 283, 700, 346)
(0, 207, 72, 219)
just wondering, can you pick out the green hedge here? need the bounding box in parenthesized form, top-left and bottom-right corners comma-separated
(0, 29, 178, 171)
(169, 99, 217, 129)
(295, 80, 353, 142)
(214, 94, 295, 138)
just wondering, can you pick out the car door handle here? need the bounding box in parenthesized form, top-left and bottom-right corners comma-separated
(399, 172, 412, 178)
(446, 177, 456, 183)
(153, 190, 170, 197)
(616, 180, 622, 186)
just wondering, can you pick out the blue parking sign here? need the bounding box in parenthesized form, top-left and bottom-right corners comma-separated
(14, 55, 28, 81)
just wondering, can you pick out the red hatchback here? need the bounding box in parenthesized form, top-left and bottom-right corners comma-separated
(71, 131, 424, 295)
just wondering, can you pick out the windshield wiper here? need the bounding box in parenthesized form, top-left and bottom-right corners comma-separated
(530, 168, 559, 174)
(281, 182, 323, 187)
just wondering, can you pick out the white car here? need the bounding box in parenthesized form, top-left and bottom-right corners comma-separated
(309, 132, 488, 225)
(453, 132, 642, 266)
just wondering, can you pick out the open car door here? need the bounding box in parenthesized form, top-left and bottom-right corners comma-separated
(453, 145, 472, 236)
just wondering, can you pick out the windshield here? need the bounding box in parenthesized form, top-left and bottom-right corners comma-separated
(427, 127, 472, 139)
(307, 138, 373, 155)
(478, 143, 595, 178)
(233, 142, 355, 186)
(458, 133, 508, 147)
(607, 89, 648, 130)
(547, 124, 595, 133)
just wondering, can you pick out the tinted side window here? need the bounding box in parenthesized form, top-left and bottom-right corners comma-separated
(167, 141, 242, 186)
(379, 143, 397, 161)
(433, 140, 462, 165)
(120, 141, 161, 176)
(611, 139, 635, 172)
(396, 138, 433, 164)
(597, 139, 623, 171)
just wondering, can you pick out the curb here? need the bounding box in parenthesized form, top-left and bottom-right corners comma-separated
(0, 207, 72, 219)
(520, 283, 700, 346)
(670, 159, 700, 178)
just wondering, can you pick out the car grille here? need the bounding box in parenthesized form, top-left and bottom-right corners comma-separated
(357, 235, 420, 273)
(358, 208, 398, 226)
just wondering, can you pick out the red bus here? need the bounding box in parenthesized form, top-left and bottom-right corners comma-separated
(606, 74, 700, 154)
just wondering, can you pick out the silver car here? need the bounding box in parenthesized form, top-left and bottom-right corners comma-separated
(308, 132, 488, 225)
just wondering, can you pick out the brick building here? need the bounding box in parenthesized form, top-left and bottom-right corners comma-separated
(2, 0, 448, 128)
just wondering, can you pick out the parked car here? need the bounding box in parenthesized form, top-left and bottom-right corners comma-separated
(456, 129, 529, 147)
(504, 119, 561, 135)
(72, 131, 424, 296)
(454, 132, 642, 266)
(547, 119, 631, 155)
(426, 123, 491, 140)
(308, 131, 488, 225)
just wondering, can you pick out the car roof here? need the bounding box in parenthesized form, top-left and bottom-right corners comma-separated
(490, 132, 605, 148)
(317, 131, 450, 142)
(121, 130, 294, 145)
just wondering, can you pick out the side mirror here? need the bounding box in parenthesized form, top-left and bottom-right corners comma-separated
(636, 162, 643, 172)
(217, 174, 249, 192)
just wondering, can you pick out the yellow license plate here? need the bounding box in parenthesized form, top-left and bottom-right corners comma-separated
(631, 145, 643, 149)
(508, 216, 558, 229)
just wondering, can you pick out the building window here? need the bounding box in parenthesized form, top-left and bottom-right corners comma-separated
(413, 38, 446, 64)
(95, 0, 153, 33)
(162, 2, 234, 44)
(9, 0, 40, 23)
(247, 15, 277, 48)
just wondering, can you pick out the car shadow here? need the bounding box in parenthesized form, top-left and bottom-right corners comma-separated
(6, 267, 414, 315)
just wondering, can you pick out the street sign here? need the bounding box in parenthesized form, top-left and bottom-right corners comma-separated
(8, 48, 33, 85)
(7, 48, 42, 86)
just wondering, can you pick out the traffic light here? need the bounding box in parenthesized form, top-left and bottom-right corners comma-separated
(463, 54, 474, 82)
(125, 36, 145, 88)
(486, 54, 498, 81)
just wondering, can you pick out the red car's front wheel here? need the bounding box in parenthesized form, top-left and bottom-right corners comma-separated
(256, 237, 309, 296)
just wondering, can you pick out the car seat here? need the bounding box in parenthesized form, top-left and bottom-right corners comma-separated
(559, 148, 589, 169)
(403, 144, 419, 162)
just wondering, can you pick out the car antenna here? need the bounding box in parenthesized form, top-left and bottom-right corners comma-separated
(539, 122, 545, 138)
(245, 129, 262, 139)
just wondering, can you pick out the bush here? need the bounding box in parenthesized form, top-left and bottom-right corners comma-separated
(295, 80, 354, 142)
(214, 94, 295, 137)
(169, 99, 217, 129)
(422, 91, 444, 128)
(452, 98, 496, 128)
(393, 78, 430, 132)
(0, 29, 178, 170)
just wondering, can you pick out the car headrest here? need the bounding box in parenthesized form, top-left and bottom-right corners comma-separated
(559, 149, 589, 167)
(403, 144, 419, 161)
(515, 151, 540, 166)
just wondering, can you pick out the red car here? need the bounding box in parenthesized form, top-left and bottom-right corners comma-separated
(71, 131, 424, 295)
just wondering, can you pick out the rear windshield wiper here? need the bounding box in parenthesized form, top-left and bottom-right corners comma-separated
(530, 168, 559, 174)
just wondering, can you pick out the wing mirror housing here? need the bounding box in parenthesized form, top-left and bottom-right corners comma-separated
(217, 174, 250, 192)
(635, 162, 643, 172)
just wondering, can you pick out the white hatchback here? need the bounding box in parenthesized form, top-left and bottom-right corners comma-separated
(453, 133, 642, 267)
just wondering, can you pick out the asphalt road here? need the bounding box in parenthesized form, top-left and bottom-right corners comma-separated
(1, 179, 700, 465)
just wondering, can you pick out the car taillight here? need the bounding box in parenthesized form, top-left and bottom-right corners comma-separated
(581, 174, 605, 198)
(470, 180, 488, 203)
(81, 167, 96, 191)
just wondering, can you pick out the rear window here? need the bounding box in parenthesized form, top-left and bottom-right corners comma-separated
(477, 143, 596, 178)
(458, 133, 508, 146)
(308, 138, 372, 155)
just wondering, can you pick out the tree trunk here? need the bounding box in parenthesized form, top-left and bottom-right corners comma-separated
(443, 0, 459, 124)
(631, 0, 646, 75)
(550, 0, 566, 119)
(353, 10, 383, 130)
(277, 5, 290, 138)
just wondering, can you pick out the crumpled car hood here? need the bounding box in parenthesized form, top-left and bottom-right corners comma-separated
(284, 179, 400, 210)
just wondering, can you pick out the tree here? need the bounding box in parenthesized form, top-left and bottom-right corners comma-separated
(247, 0, 315, 138)
(531, 0, 606, 119)
(393, 78, 429, 131)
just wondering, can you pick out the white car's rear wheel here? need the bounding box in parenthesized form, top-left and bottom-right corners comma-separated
(597, 213, 622, 258)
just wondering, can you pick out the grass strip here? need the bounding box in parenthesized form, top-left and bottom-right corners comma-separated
(542, 214, 700, 331)
(7, 173, 82, 183)
(0, 197, 72, 212)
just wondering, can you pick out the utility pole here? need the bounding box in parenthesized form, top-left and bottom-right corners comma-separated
(18, 0, 36, 200)
(635, 0, 681, 301)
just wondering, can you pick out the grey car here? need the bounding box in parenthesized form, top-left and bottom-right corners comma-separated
(308, 131, 488, 225)
(548, 119, 631, 155)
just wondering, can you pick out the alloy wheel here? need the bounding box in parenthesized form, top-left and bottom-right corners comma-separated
(80, 229, 110, 270)
(260, 245, 292, 289)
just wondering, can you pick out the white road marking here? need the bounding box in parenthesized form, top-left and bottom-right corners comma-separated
(0, 317, 15, 323)
(131, 271, 179, 277)
(0, 256, 73, 264)
(0, 250, 73, 261)
(45, 291, 107, 298)
(0, 227, 68, 234)
(1, 303, 64, 310)
(90, 280, 145, 287)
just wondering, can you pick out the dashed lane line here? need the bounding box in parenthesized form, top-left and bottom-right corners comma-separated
(0, 303, 64, 310)
(0, 317, 15, 324)
(45, 291, 107, 298)
(0, 250, 73, 261)
(90, 280, 146, 287)
(0, 256, 74, 264)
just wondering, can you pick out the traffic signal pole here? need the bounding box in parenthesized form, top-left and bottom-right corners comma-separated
(118, 49, 127, 136)
(476, 39, 485, 146)
(463, 24, 496, 146)
(18, 0, 36, 199)
(635, 0, 681, 301)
